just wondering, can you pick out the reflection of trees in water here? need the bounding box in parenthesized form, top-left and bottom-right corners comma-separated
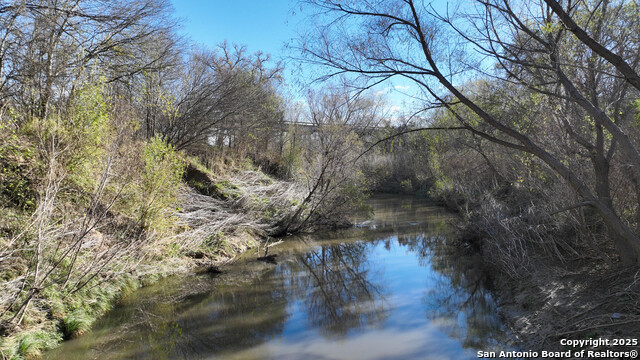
(421, 275, 504, 350)
(306, 200, 503, 348)
(290, 241, 389, 337)
(395, 232, 505, 350)
(71, 272, 291, 360)
(87, 239, 390, 358)
(64, 238, 391, 359)
(363, 197, 453, 233)
(169, 273, 289, 359)
(48, 199, 508, 359)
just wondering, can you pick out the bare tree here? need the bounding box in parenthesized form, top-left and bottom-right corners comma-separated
(0, 0, 179, 119)
(542, 0, 640, 91)
(298, 0, 640, 264)
(156, 43, 284, 152)
(276, 85, 385, 234)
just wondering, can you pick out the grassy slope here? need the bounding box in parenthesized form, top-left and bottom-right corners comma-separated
(0, 155, 302, 359)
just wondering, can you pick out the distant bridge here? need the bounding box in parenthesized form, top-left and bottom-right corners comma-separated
(282, 121, 384, 132)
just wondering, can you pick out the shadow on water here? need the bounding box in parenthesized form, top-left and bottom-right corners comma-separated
(44, 195, 511, 360)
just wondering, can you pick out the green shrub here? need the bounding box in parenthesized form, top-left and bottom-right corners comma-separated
(64, 81, 114, 192)
(16, 330, 62, 358)
(0, 122, 38, 211)
(62, 309, 93, 339)
(400, 178, 413, 193)
(138, 136, 185, 231)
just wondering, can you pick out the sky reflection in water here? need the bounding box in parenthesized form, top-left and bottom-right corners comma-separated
(44, 195, 510, 360)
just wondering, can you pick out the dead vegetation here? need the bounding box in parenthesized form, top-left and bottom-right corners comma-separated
(174, 162, 304, 261)
(497, 264, 640, 354)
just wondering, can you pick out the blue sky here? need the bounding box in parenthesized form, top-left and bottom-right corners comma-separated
(171, 0, 298, 61)
(171, 0, 328, 104)
(169, 1, 453, 119)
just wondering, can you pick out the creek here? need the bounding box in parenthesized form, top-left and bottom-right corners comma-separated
(44, 195, 512, 360)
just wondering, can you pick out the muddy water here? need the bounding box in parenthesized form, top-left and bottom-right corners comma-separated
(44, 195, 511, 360)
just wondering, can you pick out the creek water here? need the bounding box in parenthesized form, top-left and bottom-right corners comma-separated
(44, 195, 512, 360)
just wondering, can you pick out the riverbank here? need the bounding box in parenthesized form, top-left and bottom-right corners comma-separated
(0, 156, 305, 359)
(443, 202, 640, 356)
(493, 258, 640, 355)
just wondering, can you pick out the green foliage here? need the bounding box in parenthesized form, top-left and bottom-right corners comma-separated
(239, 157, 255, 170)
(400, 178, 413, 193)
(118, 274, 142, 297)
(0, 3, 302, 356)
(339, 171, 370, 212)
(427, 150, 454, 196)
(203, 231, 226, 252)
(1, 80, 119, 216)
(135, 136, 185, 231)
(0, 123, 38, 210)
(18, 81, 115, 193)
(62, 309, 93, 339)
(64, 80, 114, 191)
(16, 330, 62, 358)
(281, 129, 303, 178)
(214, 179, 241, 199)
